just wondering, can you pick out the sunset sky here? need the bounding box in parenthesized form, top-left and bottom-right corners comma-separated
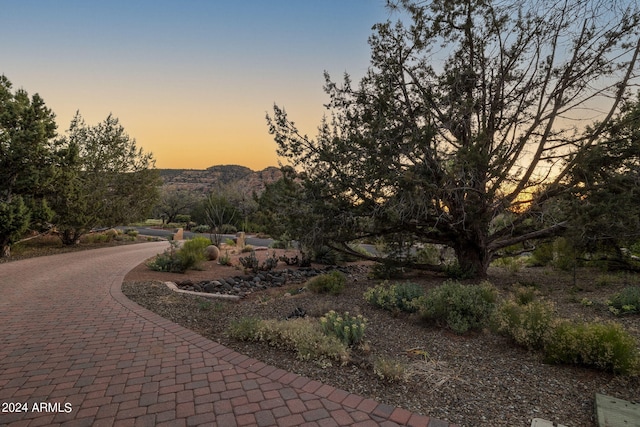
(1, 1, 392, 170)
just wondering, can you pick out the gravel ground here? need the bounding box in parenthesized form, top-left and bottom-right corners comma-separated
(122, 249, 640, 427)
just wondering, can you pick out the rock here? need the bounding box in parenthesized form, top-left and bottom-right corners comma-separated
(205, 245, 220, 261)
(203, 283, 217, 293)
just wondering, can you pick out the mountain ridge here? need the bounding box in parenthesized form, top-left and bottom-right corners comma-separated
(158, 164, 282, 195)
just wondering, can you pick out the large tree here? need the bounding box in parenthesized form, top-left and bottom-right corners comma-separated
(0, 75, 58, 257)
(267, 0, 640, 277)
(51, 112, 160, 244)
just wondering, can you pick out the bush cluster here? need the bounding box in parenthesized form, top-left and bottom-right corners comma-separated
(147, 237, 211, 273)
(545, 321, 639, 375)
(494, 298, 556, 350)
(306, 270, 346, 295)
(414, 281, 498, 334)
(320, 311, 367, 346)
(608, 286, 640, 315)
(363, 281, 424, 313)
(228, 317, 349, 365)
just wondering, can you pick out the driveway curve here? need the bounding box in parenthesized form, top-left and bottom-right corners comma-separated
(0, 242, 452, 427)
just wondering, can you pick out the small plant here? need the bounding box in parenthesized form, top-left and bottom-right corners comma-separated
(228, 317, 261, 341)
(494, 299, 556, 350)
(373, 356, 407, 382)
(239, 250, 259, 273)
(224, 238, 236, 246)
(260, 252, 279, 271)
(414, 281, 498, 334)
(319, 310, 367, 346)
(218, 250, 232, 266)
(363, 281, 424, 313)
(124, 228, 139, 237)
(544, 321, 639, 375)
(608, 286, 640, 315)
(306, 270, 346, 295)
(241, 245, 254, 253)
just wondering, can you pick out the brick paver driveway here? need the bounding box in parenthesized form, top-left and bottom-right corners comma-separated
(0, 242, 453, 427)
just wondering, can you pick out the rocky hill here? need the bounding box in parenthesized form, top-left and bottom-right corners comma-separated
(158, 165, 282, 195)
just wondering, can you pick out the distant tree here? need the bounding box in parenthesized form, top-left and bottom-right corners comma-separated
(0, 75, 58, 257)
(154, 188, 199, 224)
(267, 0, 640, 277)
(51, 112, 160, 244)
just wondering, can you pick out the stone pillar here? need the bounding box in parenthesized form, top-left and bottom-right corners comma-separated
(236, 231, 245, 249)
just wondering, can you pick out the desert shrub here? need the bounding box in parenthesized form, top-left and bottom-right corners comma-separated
(544, 321, 639, 375)
(608, 286, 640, 315)
(514, 286, 538, 305)
(306, 271, 346, 295)
(218, 250, 232, 266)
(443, 262, 476, 280)
(369, 261, 405, 280)
(312, 245, 342, 265)
(240, 245, 254, 253)
(220, 223, 237, 234)
(270, 240, 287, 249)
(239, 250, 259, 272)
(414, 281, 498, 334)
(415, 244, 440, 265)
(494, 299, 556, 350)
(530, 242, 554, 266)
(363, 281, 424, 313)
(228, 317, 261, 341)
(373, 356, 407, 382)
(191, 224, 210, 233)
(231, 318, 349, 364)
(320, 311, 367, 346)
(491, 256, 525, 274)
(178, 237, 211, 270)
(147, 241, 186, 273)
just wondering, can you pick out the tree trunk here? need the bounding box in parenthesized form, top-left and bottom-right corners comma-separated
(1, 242, 10, 258)
(454, 237, 491, 278)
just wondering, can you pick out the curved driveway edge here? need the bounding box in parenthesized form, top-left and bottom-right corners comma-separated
(0, 242, 454, 427)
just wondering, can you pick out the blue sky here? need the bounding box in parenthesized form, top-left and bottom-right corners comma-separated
(1, 0, 392, 169)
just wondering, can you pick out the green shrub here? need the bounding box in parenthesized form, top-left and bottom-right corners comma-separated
(306, 271, 346, 295)
(443, 262, 476, 280)
(191, 224, 210, 233)
(369, 261, 405, 280)
(218, 250, 232, 266)
(514, 286, 538, 305)
(414, 281, 498, 334)
(320, 310, 367, 346)
(494, 299, 556, 350)
(544, 321, 639, 375)
(608, 286, 640, 315)
(178, 237, 211, 270)
(220, 223, 237, 234)
(147, 241, 186, 273)
(530, 242, 554, 266)
(228, 317, 261, 341)
(373, 356, 407, 382)
(363, 281, 424, 313)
